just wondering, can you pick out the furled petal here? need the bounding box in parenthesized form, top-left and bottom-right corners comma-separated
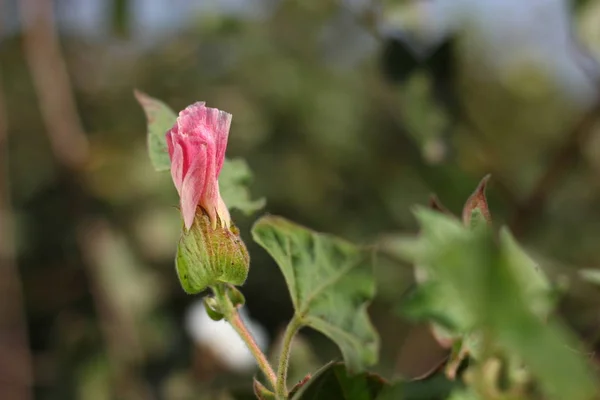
(214, 110, 232, 175)
(180, 144, 208, 230)
(215, 186, 231, 228)
(167, 131, 184, 195)
(201, 107, 231, 175)
(177, 102, 209, 140)
(166, 101, 233, 230)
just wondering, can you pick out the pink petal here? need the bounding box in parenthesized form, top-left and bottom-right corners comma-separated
(169, 140, 184, 196)
(198, 133, 219, 227)
(166, 129, 175, 158)
(198, 106, 231, 176)
(167, 101, 233, 229)
(180, 144, 208, 230)
(179, 102, 206, 119)
(179, 104, 231, 176)
(177, 102, 209, 140)
(178, 134, 207, 178)
(213, 110, 232, 175)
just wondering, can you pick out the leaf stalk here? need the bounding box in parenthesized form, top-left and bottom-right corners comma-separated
(213, 284, 277, 390)
(276, 315, 303, 399)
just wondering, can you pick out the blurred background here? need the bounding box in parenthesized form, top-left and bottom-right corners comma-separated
(2, 0, 600, 398)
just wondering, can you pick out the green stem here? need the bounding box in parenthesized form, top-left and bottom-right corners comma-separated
(275, 315, 302, 399)
(213, 285, 277, 389)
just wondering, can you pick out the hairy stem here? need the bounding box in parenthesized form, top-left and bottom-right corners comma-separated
(213, 285, 277, 389)
(275, 315, 302, 399)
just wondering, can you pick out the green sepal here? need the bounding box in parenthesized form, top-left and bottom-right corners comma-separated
(176, 210, 249, 294)
(253, 378, 276, 400)
(226, 284, 246, 308)
(203, 297, 224, 321)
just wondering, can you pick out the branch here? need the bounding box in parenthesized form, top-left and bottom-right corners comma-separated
(0, 34, 33, 400)
(509, 99, 600, 235)
(19, 0, 89, 170)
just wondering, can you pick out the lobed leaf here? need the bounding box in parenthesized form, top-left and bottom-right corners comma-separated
(252, 216, 379, 373)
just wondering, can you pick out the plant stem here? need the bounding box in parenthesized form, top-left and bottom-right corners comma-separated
(275, 315, 302, 399)
(213, 285, 277, 389)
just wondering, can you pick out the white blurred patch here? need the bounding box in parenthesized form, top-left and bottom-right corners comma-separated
(185, 299, 269, 373)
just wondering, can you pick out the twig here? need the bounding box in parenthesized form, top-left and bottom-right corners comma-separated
(0, 37, 33, 400)
(19, 0, 89, 170)
(509, 99, 600, 235)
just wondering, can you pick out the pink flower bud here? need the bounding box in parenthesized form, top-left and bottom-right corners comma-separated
(166, 102, 232, 230)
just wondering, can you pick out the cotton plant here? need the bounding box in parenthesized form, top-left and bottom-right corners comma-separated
(136, 91, 600, 400)
(135, 91, 379, 399)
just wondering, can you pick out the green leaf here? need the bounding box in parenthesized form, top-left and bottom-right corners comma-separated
(252, 216, 379, 372)
(176, 211, 249, 294)
(134, 90, 176, 171)
(446, 389, 481, 400)
(220, 158, 266, 215)
(393, 208, 598, 400)
(498, 227, 553, 318)
(291, 362, 387, 400)
(382, 226, 479, 337)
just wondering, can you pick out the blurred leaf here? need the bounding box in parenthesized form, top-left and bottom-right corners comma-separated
(291, 362, 387, 400)
(252, 216, 379, 372)
(445, 389, 481, 400)
(176, 211, 249, 294)
(498, 227, 553, 318)
(76, 355, 112, 400)
(220, 158, 266, 215)
(134, 90, 176, 171)
(382, 220, 478, 337)
(392, 208, 598, 400)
